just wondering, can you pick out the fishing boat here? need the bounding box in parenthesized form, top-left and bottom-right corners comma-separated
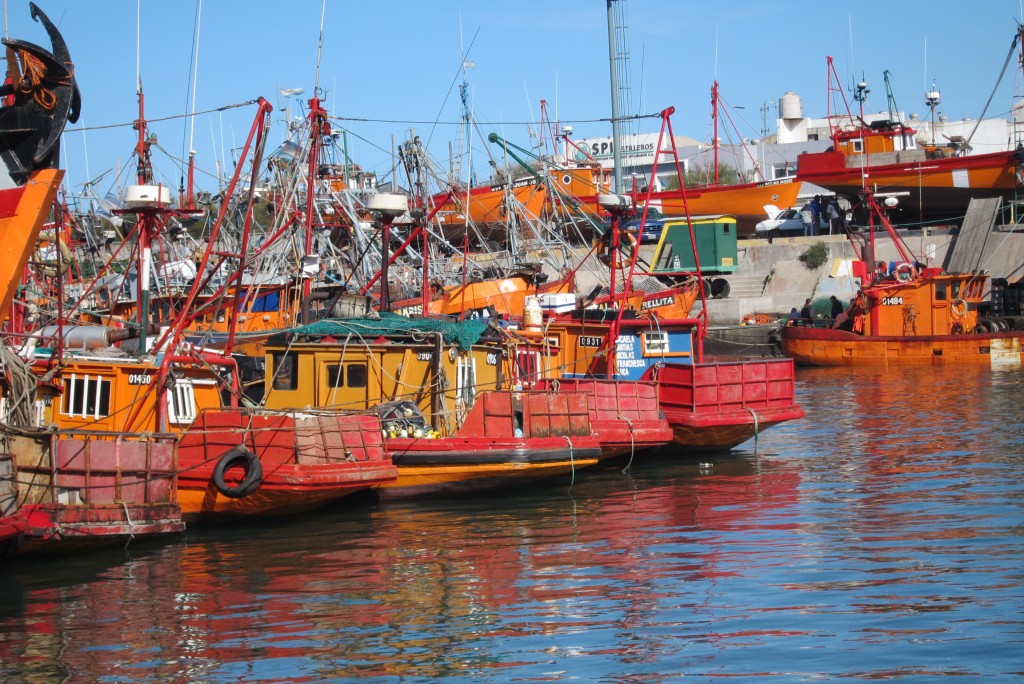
(796, 53, 1022, 222)
(15, 93, 397, 527)
(0, 5, 183, 555)
(257, 313, 603, 498)
(780, 189, 1024, 366)
(513, 108, 804, 451)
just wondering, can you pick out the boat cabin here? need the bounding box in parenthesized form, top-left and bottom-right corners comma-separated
(512, 311, 698, 384)
(259, 320, 506, 437)
(863, 270, 985, 337)
(30, 353, 225, 435)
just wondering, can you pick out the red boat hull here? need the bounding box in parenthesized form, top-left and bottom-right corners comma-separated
(177, 411, 397, 521)
(644, 358, 804, 451)
(10, 434, 185, 554)
(797, 148, 1019, 220)
(536, 377, 673, 457)
(376, 390, 603, 498)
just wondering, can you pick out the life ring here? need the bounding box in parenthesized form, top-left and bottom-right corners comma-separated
(212, 447, 263, 499)
(597, 230, 637, 266)
(96, 286, 111, 309)
(950, 298, 967, 318)
(895, 262, 915, 281)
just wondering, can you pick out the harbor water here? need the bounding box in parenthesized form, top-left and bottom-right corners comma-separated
(1, 364, 1022, 682)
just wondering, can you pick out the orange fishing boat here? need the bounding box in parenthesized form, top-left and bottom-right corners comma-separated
(780, 190, 1024, 366)
(258, 314, 603, 497)
(797, 55, 1021, 222)
(13, 94, 398, 530)
(429, 176, 549, 228)
(507, 108, 804, 451)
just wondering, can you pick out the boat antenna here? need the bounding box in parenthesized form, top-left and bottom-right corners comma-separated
(181, 0, 202, 209)
(313, 0, 327, 93)
(136, 0, 142, 95)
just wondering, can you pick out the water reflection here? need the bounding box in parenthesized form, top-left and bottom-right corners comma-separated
(1, 365, 1022, 680)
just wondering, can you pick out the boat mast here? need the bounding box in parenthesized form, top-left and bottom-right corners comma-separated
(133, 84, 156, 354)
(606, 0, 624, 192)
(712, 81, 720, 184)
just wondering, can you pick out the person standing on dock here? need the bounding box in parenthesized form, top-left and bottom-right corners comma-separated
(800, 201, 815, 237)
(825, 199, 842, 234)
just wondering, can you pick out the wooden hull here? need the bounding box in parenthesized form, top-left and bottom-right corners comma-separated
(643, 358, 804, 451)
(392, 276, 573, 318)
(1, 451, 25, 552)
(7, 433, 185, 555)
(781, 326, 1024, 366)
(0, 169, 64, 319)
(177, 411, 397, 522)
(378, 454, 598, 497)
(431, 179, 548, 227)
(19, 502, 182, 554)
(0, 514, 27, 556)
(376, 389, 603, 498)
(574, 179, 800, 227)
(536, 378, 674, 457)
(650, 180, 800, 222)
(797, 149, 1018, 219)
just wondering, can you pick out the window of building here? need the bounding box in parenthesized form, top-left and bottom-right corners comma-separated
(772, 162, 797, 179)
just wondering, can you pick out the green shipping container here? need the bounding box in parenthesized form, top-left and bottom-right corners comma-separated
(648, 215, 738, 275)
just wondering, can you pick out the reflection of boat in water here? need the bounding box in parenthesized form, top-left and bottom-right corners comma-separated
(781, 189, 1024, 366)
(0, 448, 802, 680)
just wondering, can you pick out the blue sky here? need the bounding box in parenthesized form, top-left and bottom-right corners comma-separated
(8, 0, 1022, 197)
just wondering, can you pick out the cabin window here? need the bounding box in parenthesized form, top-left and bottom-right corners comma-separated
(327, 363, 367, 388)
(935, 281, 948, 301)
(61, 375, 112, 419)
(456, 356, 477, 407)
(251, 292, 280, 313)
(347, 364, 367, 388)
(167, 379, 198, 425)
(515, 350, 541, 389)
(951, 280, 962, 299)
(272, 353, 298, 390)
(642, 331, 669, 355)
(851, 138, 864, 153)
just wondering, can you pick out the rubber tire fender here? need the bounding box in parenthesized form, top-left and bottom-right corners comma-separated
(212, 447, 263, 499)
